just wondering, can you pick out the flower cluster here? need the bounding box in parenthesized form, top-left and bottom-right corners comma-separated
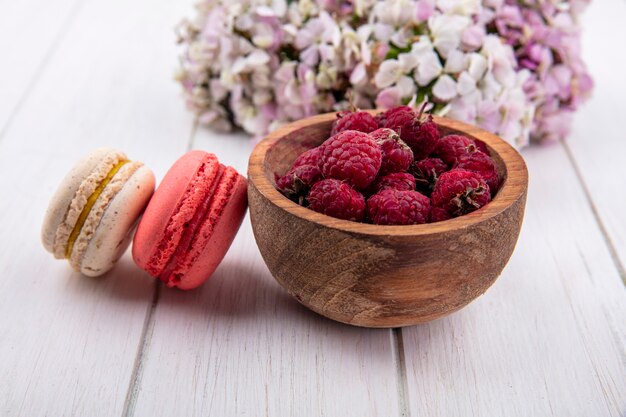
(176, 0, 591, 148)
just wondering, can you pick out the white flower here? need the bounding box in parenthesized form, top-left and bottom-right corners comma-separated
(398, 52, 420, 72)
(456, 71, 476, 95)
(443, 49, 467, 73)
(481, 35, 516, 88)
(428, 14, 471, 58)
(295, 11, 341, 65)
(432, 75, 457, 100)
(437, 0, 480, 15)
(390, 27, 413, 48)
(411, 36, 435, 57)
(373, 0, 416, 26)
(396, 75, 417, 97)
(231, 49, 270, 75)
(316, 63, 338, 89)
(375, 59, 403, 88)
(251, 22, 277, 49)
(350, 63, 368, 86)
(479, 72, 503, 99)
(461, 24, 485, 51)
(209, 79, 229, 101)
(467, 53, 488, 80)
(178, 0, 589, 148)
(414, 51, 442, 86)
(353, 0, 376, 17)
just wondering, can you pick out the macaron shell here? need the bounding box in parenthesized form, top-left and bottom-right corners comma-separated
(132, 150, 219, 275)
(68, 161, 140, 270)
(176, 174, 247, 290)
(41, 147, 120, 254)
(78, 164, 155, 276)
(132, 150, 249, 289)
(52, 149, 128, 259)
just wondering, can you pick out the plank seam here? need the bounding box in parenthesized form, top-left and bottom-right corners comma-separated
(121, 281, 162, 417)
(392, 328, 410, 417)
(553, 265, 619, 415)
(561, 140, 626, 285)
(0, 0, 85, 143)
(121, 119, 198, 416)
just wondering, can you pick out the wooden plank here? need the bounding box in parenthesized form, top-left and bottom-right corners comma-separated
(565, 0, 626, 276)
(0, 0, 82, 136)
(401, 143, 626, 417)
(0, 0, 194, 414)
(129, 129, 403, 417)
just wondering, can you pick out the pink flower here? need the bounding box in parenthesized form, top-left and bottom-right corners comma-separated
(178, 0, 592, 148)
(375, 87, 403, 109)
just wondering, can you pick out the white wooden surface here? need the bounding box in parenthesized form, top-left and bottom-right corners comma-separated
(566, 0, 626, 277)
(0, 0, 624, 416)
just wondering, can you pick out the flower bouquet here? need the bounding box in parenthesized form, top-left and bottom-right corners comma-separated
(176, 0, 592, 148)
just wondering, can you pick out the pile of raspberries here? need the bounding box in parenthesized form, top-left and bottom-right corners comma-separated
(275, 105, 500, 225)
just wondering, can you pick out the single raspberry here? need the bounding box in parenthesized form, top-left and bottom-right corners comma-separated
(455, 151, 500, 195)
(381, 107, 439, 160)
(276, 164, 322, 203)
(293, 146, 323, 168)
(370, 128, 413, 175)
(320, 130, 382, 190)
(330, 110, 378, 136)
(379, 106, 416, 131)
(412, 157, 448, 194)
(431, 169, 491, 217)
(375, 106, 415, 127)
(430, 206, 452, 223)
(367, 189, 431, 225)
(307, 179, 365, 222)
(474, 139, 490, 155)
(408, 114, 441, 160)
(433, 134, 478, 167)
(366, 172, 416, 196)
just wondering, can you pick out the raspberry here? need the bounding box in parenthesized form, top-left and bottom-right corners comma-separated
(433, 134, 478, 167)
(293, 146, 323, 168)
(430, 206, 452, 223)
(320, 130, 382, 190)
(370, 128, 413, 175)
(366, 172, 416, 195)
(412, 157, 448, 194)
(375, 106, 415, 127)
(455, 151, 500, 195)
(431, 169, 491, 217)
(330, 110, 378, 136)
(408, 114, 441, 160)
(474, 139, 490, 155)
(276, 164, 322, 202)
(367, 189, 431, 225)
(381, 107, 439, 160)
(307, 179, 365, 222)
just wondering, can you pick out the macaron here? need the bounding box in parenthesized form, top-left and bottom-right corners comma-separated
(42, 148, 155, 276)
(132, 150, 248, 290)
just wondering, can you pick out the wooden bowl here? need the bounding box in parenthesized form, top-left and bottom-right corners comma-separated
(247, 111, 528, 328)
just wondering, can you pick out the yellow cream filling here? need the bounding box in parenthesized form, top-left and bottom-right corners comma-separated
(65, 159, 129, 258)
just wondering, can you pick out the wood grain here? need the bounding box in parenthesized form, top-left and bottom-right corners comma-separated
(248, 113, 528, 327)
(0, 0, 82, 136)
(0, 0, 194, 414)
(129, 129, 403, 417)
(401, 143, 626, 417)
(565, 0, 626, 278)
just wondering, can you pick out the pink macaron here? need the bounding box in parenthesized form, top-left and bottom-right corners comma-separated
(132, 150, 248, 290)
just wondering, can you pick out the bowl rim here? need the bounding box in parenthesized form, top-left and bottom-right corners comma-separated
(248, 110, 528, 237)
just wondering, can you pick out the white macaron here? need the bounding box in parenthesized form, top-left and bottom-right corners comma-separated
(42, 147, 155, 276)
